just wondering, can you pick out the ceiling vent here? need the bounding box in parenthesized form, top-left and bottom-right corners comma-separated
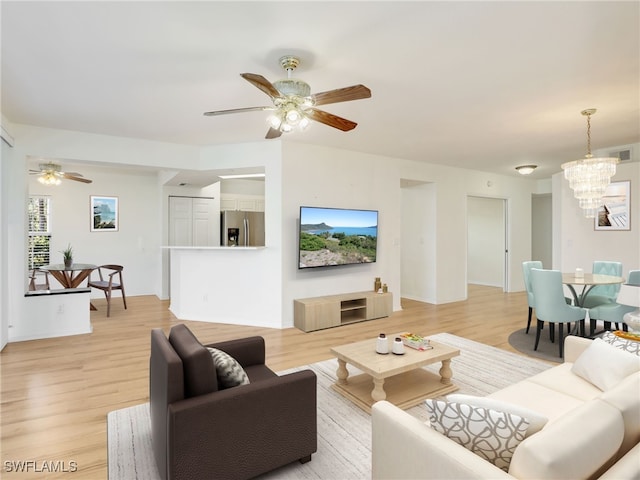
(608, 148, 633, 162)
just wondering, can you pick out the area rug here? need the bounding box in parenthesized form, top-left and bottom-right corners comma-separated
(508, 327, 564, 363)
(107, 333, 551, 480)
(508, 320, 606, 364)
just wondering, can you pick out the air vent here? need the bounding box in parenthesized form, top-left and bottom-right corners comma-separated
(608, 149, 632, 162)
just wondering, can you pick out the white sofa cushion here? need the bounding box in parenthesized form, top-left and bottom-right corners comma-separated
(446, 394, 547, 438)
(425, 399, 529, 471)
(598, 443, 640, 479)
(509, 399, 624, 479)
(525, 362, 603, 400)
(488, 380, 586, 424)
(571, 338, 640, 391)
(599, 372, 640, 459)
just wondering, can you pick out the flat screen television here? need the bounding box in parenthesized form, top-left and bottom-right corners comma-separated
(298, 206, 378, 269)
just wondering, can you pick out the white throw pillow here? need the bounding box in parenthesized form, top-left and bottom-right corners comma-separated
(207, 347, 250, 389)
(571, 338, 640, 391)
(446, 394, 547, 438)
(601, 331, 640, 356)
(425, 398, 529, 472)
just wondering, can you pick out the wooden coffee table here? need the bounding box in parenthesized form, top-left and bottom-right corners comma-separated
(330, 335, 460, 412)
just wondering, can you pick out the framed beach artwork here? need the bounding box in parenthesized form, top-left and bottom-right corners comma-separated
(595, 181, 631, 231)
(91, 196, 119, 232)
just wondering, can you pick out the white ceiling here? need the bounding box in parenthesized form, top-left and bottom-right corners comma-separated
(3, 1, 639, 181)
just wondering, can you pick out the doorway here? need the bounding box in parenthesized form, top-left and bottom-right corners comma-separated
(467, 196, 507, 291)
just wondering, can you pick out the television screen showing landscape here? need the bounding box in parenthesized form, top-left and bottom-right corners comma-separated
(299, 206, 378, 269)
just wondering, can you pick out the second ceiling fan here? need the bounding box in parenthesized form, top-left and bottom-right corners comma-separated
(204, 55, 371, 139)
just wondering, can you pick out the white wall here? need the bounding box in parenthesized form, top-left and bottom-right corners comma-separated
(554, 160, 640, 275)
(281, 142, 402, 328)
(280, 142, 537, 331)
(7, 123, 633, 338)
(467, 196, 504, 288)
(28, 166, 161, 298)
(532, 193, 552, 267)
(0, 132, 13, 349)
(397, 157, 535, 301)
(401, 182, 436, 303)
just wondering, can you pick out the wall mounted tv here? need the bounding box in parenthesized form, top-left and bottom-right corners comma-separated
(298, 206, 378, 269)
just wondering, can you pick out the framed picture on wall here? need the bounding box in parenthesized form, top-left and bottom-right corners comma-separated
(594, 181, 630, 231)
(91, 196, 119, 232)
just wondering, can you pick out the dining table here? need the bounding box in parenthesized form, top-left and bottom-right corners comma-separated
(40, 263, 97, 288)
(40, 263, 98, 310)
(562, 272, 625, 308)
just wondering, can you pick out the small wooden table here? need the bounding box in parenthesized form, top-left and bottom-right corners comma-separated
(330, 335, 460, 413)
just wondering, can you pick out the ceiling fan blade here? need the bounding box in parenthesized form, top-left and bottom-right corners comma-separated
(265, 127, 283, 139)
(62, 173, 92, 184)
(311, 84, 371, 106)
(306, 108, 358, 132)
(240, 73, 281, 99)
(204, 106, 274, 116)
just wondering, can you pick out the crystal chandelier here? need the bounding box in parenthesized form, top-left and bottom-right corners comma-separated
(561, 109, 618, 218)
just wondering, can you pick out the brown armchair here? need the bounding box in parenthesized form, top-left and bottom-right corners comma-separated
(150, 324, 317, 480)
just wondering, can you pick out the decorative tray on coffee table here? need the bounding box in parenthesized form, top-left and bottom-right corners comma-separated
(399, 332, 433, 351)
(613, 330, 640, 342)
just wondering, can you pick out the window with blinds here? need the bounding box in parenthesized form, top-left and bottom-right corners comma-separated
(28, 196, 51, 269)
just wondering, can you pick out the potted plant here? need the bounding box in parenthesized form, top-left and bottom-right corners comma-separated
(61, 244, 73, 268)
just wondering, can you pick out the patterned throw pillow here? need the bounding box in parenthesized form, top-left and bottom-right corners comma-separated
(446, 394, 547, 438)
(425, 399, 529, 472)
(207, 347, 250, 389)
(601, 331, 640, 355)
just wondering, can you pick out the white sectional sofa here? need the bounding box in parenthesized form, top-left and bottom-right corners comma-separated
(372, 336, 640, 479)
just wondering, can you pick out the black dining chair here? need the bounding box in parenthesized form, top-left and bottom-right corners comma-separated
(87, 264, 127, 317)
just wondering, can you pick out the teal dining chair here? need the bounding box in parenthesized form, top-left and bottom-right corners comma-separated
(581, 261, 623, 309)
(531, 268, 586, 358)
(589, 270, 640, 335)
(522, 261, 542, 334)
(522, 261, 572, 336)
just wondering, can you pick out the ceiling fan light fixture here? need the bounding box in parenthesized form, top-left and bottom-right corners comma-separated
(267, 113, 282, 129)
(285, 106, 301, 124)
(38, 172, 61, 185)
(299, 116, 310, 130)
(515, 165, 537, 175)
(561, 109, 618, 218)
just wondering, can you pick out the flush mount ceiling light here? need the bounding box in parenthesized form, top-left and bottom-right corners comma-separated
(515, 165, 537, 175)
(561, 109, 618, 218)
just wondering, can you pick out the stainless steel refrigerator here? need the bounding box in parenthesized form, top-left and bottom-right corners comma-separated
(221, 211, 265, 246)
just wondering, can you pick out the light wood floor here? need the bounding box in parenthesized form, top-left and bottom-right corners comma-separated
(1, 285, 534, 479)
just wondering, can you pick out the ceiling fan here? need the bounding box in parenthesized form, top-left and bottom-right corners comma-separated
(204, 55, 371, 139)
(29, 162, 93, 185)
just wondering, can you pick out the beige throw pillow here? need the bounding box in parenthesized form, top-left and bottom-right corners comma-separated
(571, 338, 640, 391)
